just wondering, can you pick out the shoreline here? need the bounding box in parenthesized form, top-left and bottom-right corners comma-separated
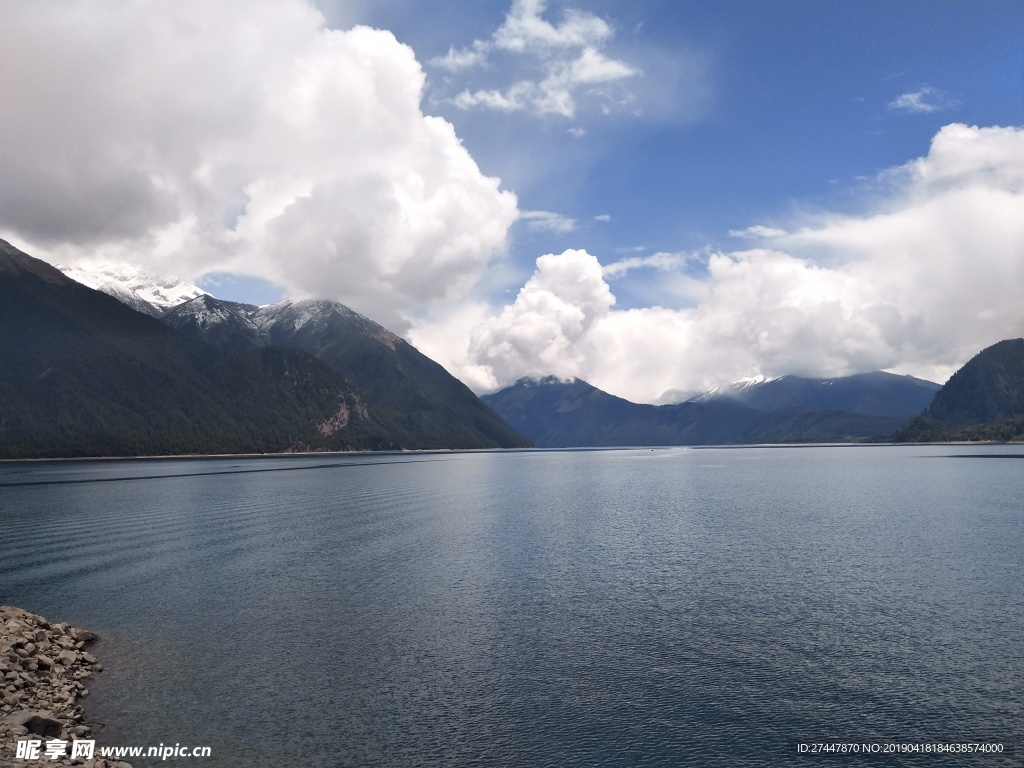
(0, 440, 1021, 466)
(0, 607, 131, 768)
(0, 446, 532, 466)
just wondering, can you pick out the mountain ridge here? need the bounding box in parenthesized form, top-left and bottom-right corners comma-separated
(681, 370, 940, 417)
(0, 239, 397, 457)
(481, 375, 912, 447)
(56, 261, 207, 317)
(162, 295, 532, 449)
(0, 239, 531, 456)
(896, 339, 1024, 442)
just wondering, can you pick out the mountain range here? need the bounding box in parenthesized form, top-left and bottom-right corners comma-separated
(6, 236, 1023, 456)
(480, 373, 939, 448)
(0, 240, 530, 457)
(482, 344, 1024, 448)
(683, 371, 941, 417)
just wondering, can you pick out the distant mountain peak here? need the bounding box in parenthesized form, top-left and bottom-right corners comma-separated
(685, 375, 781, 404)
(513, 374, 582, 387)
(677, 369, 939, 418)
(251, 298, 368, 333)
(58, 260, 207, 316)
(162, 292, 530, 447)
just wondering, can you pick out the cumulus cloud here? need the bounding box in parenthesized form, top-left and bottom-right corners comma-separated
(0, 0, 517, 328)
(423, 124, 1024, 401)
(888, 85, 959, 114)
(468, 249, 614, 384)
(438, 0, 638, 118)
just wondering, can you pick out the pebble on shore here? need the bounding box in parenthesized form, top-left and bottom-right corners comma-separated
(0, 606, 131, 768)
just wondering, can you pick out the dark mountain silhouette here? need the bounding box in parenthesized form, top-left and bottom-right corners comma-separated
(163, 295, 531, 449)
(896, 339, 1024, 442)
(690, 371, 939, 417)
(0, 239, 529, 457)
(0, 239, 400, 457)
(482, 376, 908, 447)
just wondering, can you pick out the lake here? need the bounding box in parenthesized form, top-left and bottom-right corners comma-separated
(1, 446, 1021, 766)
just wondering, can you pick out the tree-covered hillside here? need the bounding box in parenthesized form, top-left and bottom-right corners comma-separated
(896, 339, 1024, 442)
(0, 241, 391, 456)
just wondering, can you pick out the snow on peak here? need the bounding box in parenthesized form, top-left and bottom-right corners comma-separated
(250, 298, 368, 334)
(170, 295, 247, 330)
(516, 375, 580, 387)
(733, 375, 777, 390)
(59, 261, 207, 313)
(681, 375, 780, 404)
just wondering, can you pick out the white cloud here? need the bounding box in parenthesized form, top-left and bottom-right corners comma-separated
(430, 42, 487, 72)
(593, 214, 611, 222)
(888, 85, 958, 114)
(602, 251, 689, 278)
(418, 124, 1024, 402)
(0, 0, 517, 329)
(441, 0, 638, 118)
(453, 81, 537, 113)
(905, 122, 1024, 192)
(467, 249, 615, 387)
(518, 210, 578, 233)
(406, 301, 497, 392)
(493, 0, 613, 52)
(728, 225, 787, 239)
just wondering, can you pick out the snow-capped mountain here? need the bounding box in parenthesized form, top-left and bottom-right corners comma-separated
(162, 294, 531, 448)
(654, 376, 777, 405)
(510, 375, 582, 388)
(252, 298, 385, 338)
(681, 375, 779, 405)
(163, 296, 403, 350)
(58, 261, 207, 316)
(160, 294, 264, 350)
(482, 370, 942, 447)
(677, 371, 939, 417)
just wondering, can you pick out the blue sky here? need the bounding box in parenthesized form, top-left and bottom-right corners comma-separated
(3, 1, 1024, 401)
(322, 0, 1024, 308)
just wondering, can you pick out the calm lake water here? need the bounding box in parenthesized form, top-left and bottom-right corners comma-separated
(1, 446, 1021, 766)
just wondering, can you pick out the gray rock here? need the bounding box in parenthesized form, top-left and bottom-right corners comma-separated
(56, 651, 77, 667)
(6, 709, 64, 738)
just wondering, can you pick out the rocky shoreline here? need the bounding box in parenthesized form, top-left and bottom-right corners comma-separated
(0, 607, 131, 768)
